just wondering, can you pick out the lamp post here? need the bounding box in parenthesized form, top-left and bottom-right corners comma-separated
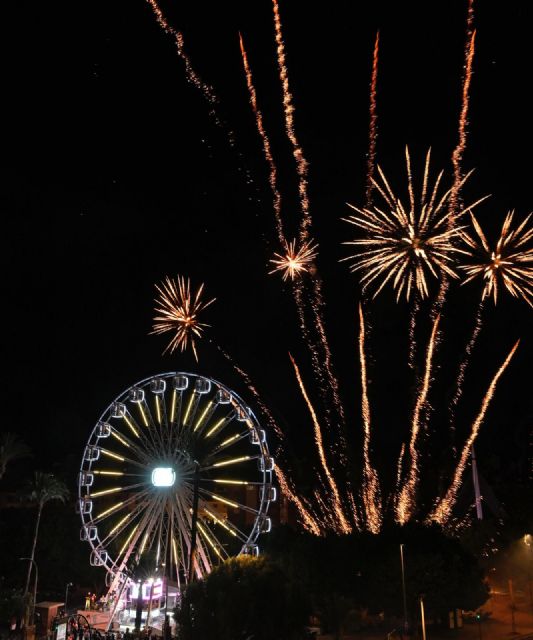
(19, 557, 38, 626)
(400, 544, 408, 632)
(65, 582, 73, 613)
(524, 535, 533, 609)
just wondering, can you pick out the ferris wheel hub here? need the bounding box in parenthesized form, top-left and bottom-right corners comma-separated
(151, 467, 176, 487)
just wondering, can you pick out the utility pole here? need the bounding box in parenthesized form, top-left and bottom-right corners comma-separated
(400, 544, 408, 633)
(471, 446, 483, 520)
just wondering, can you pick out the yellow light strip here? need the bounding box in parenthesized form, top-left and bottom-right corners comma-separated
(208, 492, 239, 509)
(194, 402, 212, 432)
(170, 390, 177, 423)
(111, 431, 131, 448)
(172, 537, 178, 566)
(139, 403, 149, 427)
(123, 415, 139, 438)
(183, 393, 195, 425)
(212, 455, 250, 468)
(204, 508, 237, 537)
(109, 513, 131, 536)
(205, 417, 226, 438)
(213, 479, 249, 485)
(94, 471, 124, 476)
(155, 395, 161, 424)
(119, 524, 139, 557)
(91, 487, 122, 498)
(219, 434, 239, 447)
(139, 531, 150, 555)
(96, 501, 124, 519)
(100, 449, 125, 462)
(197, 522, 222, 558)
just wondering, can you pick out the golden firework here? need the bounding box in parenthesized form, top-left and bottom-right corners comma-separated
(343, 148, 483, 301)
(460, 211, 533, 307)
(269, 239, 318, 281)
(152, 276, 215, 360)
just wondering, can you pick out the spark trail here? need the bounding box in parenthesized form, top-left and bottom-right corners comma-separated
(214, 343, 322, 535)
(358, 303, 382, 533)
(429, 340, 519, 525)
(365, 31, 380, 206)
(289, 353, 351, 534)
(146, 1, 219, 122)
(239, 34, 285, 246)
(433, 0, 476, 317)
(448, 300, 485, 448)
(396, 314, 440, 524)
(271, 0, 310, 241)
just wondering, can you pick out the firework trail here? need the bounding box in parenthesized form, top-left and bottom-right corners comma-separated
(152, 275, 215, 361)
(214, 343, 322, 534)
(145, 1, 221, 121)
(365, 30, 380, 206)
(275, 466, 322, 535)
(396, 314, 440, 524)
(358, 303, 382, 533)
(239, 34, 285, 246)
(289, 353, 352, 534)
(408, 294, 420, 369)
(394, 443, 406, 498)
(429, 339, 519, 525)
(271, 0, 310, 241)
(448, 300, 485, 450)
(460, 211, 533, 307)
(432, 0, 476, 317)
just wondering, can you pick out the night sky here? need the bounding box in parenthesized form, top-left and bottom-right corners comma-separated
(2, 0, 532, 504)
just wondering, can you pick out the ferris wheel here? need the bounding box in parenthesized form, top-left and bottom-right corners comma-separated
(78, 372, 276, 599)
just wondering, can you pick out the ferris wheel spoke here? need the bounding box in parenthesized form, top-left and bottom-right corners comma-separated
(202, 410, 236, 440)
(199, 454, 260, 472)
(109, 426, 153, 464)
(198, 488, 260, 516)
(91, 487, 152, 525)
(122, 409, 160, 460)
(98, 447, 151, 470)
(89, 480, 150, 499)
(98, 499, 151, 549)
(201, 505, 249, 543)
(211, 430, 250, 455)
(197, 518, 229, 561)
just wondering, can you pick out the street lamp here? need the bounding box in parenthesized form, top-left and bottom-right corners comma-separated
(400, 544, 408, 632)
(65, 583, 73, 613)
(524, 534, 533, 609)
(19, 558, 38, 626)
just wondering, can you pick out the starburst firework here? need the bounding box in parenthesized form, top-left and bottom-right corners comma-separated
(343, 149, 480, 301)
(269, 239, 318, 281)
(460, 211, 533, 307)
(152, 276, 215, 360)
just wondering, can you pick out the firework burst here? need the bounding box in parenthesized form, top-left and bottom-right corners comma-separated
(152, 276, 215, 360)
(269, 239, 318, 281)
(460, 211, 533, 307)
(343, 148, 483, 301)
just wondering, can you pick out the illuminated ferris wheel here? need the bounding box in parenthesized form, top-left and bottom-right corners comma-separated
(78, 372, 275, 602)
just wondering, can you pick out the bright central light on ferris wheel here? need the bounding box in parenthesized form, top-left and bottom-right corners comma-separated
(151, 467, 176, 487)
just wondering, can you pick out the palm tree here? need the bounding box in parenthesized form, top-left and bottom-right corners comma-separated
(23, 472, 69, 596)
(0, 432, 31, 480)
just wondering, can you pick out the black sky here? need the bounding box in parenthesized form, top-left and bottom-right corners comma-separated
(2, 0, 532, 495)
